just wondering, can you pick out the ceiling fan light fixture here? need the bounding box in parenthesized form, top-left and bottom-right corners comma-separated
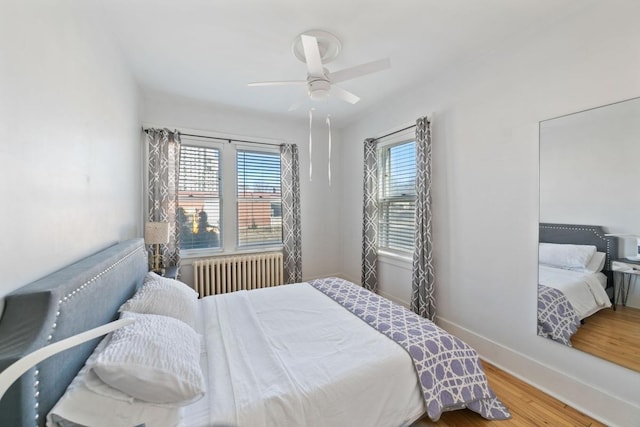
(308, 79, 331, 100)
(309, 89, 330, 101)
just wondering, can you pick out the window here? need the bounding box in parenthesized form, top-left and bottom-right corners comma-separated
(378, 140, 416, 253)
(175, 137, 283, 254)
(177, 145, 221, 250)
(237, 150, 282, 247)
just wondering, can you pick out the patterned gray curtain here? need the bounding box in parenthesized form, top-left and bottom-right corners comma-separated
(411, 117, 435, 320)
(281, 143, 302, 283)
(361, 138, 378, 292)
(146, 128, 181, 268)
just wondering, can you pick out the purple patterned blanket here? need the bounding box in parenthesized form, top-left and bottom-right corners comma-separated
(537, 284, 581, 346)
(308, 277, 511, 421)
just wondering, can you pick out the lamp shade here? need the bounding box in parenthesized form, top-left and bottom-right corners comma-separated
(145, 222, 170, 245)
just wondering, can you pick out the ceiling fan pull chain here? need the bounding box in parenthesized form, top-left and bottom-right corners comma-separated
(309, 108, 314, 182)
(326, 114, 331, 186)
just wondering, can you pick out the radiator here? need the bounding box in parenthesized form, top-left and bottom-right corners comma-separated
(193, 252, 284, 297)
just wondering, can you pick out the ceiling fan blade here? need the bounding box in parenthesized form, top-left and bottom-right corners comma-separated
(329, 58, 391, 84)
(300, 35, 325, 77)
(248, 80, 306, 87)
(330, 85, 360, 104)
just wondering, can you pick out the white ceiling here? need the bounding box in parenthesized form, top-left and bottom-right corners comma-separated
(94, 0, 591, 127)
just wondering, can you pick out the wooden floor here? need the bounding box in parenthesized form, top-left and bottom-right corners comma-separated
(412, 362, 605, 427)
(571, 305, 640, 372)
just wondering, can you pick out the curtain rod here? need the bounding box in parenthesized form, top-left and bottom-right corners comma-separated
(372, 116, 431, 141)
(374, 124, 416, 141)
(143, 128, 282, 147)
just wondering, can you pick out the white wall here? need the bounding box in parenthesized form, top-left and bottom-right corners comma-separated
(142, 92, 341, 284)
(0, 1, 142, 298)
(540, 97, 640, 307)
(339, 2, 640, 425)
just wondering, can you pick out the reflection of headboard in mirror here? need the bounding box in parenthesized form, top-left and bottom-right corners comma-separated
(539, 223, 618, 285)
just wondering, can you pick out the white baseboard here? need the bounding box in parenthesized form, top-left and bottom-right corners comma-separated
(437, 317, 639, 427)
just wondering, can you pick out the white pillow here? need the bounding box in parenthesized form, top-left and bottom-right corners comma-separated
(119, 272, 198, 329)
(92, 311, 205, 405)
(539, 243, 597, 269)
(47, 335, 182, 427)
(570, 251, 606, 273)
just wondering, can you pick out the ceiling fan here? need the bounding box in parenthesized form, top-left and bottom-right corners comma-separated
(248, 30, 391, 108)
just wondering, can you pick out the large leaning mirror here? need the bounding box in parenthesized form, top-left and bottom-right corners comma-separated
(538, 96, 640, 372)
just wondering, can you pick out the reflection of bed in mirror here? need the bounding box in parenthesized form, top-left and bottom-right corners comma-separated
(539, 96, 640, 375)
(537, 223, 617, 346)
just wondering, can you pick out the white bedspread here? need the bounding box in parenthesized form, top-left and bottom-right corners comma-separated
(182, 282, 425, 427)
(538, 265, 610, 319)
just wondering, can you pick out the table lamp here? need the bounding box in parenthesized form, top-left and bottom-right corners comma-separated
(604, 233, 640, 261)
(144, 222, 170, 273)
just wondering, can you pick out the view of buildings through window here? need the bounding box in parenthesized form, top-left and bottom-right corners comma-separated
(178, 145, 221, 250)
(177, 143, 282, 251)
(237, 150, 282, 247)
(378, 140, 416, 253)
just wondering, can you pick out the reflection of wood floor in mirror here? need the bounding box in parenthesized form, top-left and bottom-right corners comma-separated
(412, 362, 605, 426)
(571, 306, 640, 373)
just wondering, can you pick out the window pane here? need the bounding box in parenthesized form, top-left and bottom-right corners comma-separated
(237, 150, 282, 247)
(178, 145, 221, 250)
(381, 142, 416, 198)
(378, 140, 416, 253)
(379, 199, 415, 251)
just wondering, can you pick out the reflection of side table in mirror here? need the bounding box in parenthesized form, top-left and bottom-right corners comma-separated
(611, 259, 640, 310)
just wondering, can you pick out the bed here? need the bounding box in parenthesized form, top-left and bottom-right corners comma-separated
(0, 239, 510, 426)
(537, 223, 617, 346)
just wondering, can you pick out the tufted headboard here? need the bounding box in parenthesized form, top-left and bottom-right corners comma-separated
(0, 239, 147, 427)
(539, 223, 618, 285)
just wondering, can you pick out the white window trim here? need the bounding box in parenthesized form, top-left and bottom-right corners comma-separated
(178, 136, 225, 257)
(182, 138, 283, 258)
(235, 147, 282, 250)
(376, 135, 417, 255)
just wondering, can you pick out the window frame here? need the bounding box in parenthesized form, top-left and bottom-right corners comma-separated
(376, 129, 417, 258)
(177, 137, 225, 257)
(235, 145, 283, 249)
(176, 136, 283, 259)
